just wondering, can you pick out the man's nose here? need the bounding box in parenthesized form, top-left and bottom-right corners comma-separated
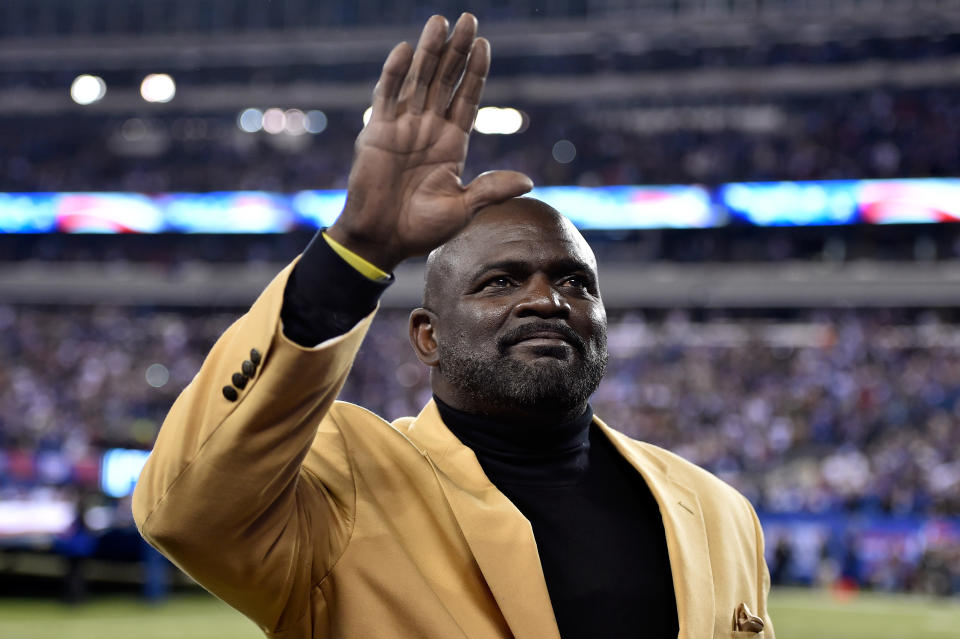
(514, 274, 570, 318)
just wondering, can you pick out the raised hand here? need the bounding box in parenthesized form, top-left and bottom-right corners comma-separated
(326, 13, 533, 272)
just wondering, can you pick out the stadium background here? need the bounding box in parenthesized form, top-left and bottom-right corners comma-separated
(2, 1, 960, 637)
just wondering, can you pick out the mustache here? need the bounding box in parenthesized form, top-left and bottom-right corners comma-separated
(497, 321, 586, 355)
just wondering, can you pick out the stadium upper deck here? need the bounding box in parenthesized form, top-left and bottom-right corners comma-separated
(3, 0, 958, 38)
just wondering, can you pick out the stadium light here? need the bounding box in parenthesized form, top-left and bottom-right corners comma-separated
(240, 107, 324, 136)
(140, 73, 176, 103)
(70, 74, 106, 105)
(238, 108, 263, 133)
(552, 139, 576, 164)
(284, 109, 307, 136)
(305, 110, 328, 134)
(474, 107, 524, 135)
(262, 108, 285, 134)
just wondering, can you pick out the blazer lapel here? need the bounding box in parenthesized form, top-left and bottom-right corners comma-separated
(596, 419, 717, 639)
(403, 401, 562, 639)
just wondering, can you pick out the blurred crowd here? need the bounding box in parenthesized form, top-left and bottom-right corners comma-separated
(2, 303, 959, 592)
(3, 88, 960, 194)
(4, 305, 960, 516)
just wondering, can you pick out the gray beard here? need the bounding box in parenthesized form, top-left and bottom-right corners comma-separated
(436, 335, 608, 413)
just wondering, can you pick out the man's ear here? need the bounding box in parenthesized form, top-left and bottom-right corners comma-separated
(409, 308, 440, 367)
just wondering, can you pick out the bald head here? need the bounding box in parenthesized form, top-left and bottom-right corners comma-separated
(423, 197, 596, 309)
(408, 196, 607, 422)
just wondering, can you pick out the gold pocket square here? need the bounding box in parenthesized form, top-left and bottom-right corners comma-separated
(734, 602, 764, 633)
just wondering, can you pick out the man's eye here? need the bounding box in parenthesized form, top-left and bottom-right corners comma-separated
(562, 276, 587, 289)
(482, 277, 513, 289)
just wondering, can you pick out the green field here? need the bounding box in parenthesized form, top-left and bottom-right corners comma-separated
(1, 587, 958, 638)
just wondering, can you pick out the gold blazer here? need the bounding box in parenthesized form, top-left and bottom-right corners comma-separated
(133, 261, 774, 639)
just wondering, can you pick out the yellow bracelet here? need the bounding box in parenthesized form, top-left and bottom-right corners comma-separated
(322, 232, 390, 281)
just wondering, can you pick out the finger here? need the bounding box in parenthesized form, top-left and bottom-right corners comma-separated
(462, 170, 534, 214)
(425, 13, 477, 116)
(448, 37, 490, 133)
(371, 42, 414, 121)
(397, 15, 449, 115)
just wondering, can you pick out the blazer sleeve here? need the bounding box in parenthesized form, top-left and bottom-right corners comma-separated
(132, 258, 374, 634)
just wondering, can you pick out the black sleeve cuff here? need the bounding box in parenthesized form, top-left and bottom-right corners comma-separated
(280, 230, 393, 346)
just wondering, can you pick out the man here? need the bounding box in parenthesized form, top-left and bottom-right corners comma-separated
(133, 13, 773, 639)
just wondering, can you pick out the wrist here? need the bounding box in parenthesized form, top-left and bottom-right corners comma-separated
(326, 223, 402, 273)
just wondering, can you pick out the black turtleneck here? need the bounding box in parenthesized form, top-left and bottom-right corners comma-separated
(281, 238, 679, 638)
(435, 398, 678, 639)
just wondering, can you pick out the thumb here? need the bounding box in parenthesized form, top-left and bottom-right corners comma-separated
(462, 170, 534, 215)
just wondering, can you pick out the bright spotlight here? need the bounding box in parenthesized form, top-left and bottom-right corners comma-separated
(71, 74, 106, 105)
(474, 107, 524, 135)
(305, 110, 328, 134)
(262, 108, 286, 135)
(284, 109, 307, 135)
(238, 108, 263, 133)
(140, 73, 176, 103)
(362, 107, 373, 126)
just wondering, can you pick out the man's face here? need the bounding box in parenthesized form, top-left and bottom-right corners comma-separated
(428, 201, 608, 415)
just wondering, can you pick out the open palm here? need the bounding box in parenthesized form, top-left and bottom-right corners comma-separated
(328, 14, 532, 272)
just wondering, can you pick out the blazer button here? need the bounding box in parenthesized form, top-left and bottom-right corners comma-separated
(241, 360, 255, 377)
(232, 372, 248, 389)
(222, 386, 239, 401)
(250, 348, 262, 365)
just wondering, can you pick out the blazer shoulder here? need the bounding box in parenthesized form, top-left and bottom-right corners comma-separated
(326, 399, 388, 425)
(390, 415, 416, 432)
(636, 439, 752, 508)
(305, 401, 386, 460)
(319, 400, 417, 443)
